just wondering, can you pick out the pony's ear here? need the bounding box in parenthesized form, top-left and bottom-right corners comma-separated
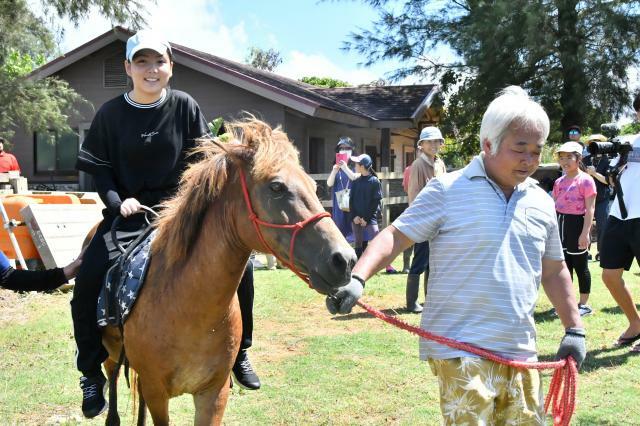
(225, 142, 255, 171)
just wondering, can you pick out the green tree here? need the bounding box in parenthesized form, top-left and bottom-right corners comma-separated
(245, 47, 283, 72)
(0, 0, 146, 139)
(299, 76, 350, 88)
(345, 0, 640, 160)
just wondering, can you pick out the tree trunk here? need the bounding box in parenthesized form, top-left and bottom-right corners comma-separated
(556, 0, 587, 136)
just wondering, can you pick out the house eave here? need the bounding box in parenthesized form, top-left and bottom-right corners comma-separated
(410, 85, 440, 124)
(28, 29, 129, 81)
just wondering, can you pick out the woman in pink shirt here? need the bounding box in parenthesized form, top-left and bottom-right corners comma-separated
(553, 141, 597, 316)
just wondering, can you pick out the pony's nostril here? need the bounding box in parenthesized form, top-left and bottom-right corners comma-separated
(331, 251, 348, 272)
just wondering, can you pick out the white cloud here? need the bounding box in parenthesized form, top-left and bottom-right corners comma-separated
(54, 0, 249, 62)
(278, 51, 381, 85)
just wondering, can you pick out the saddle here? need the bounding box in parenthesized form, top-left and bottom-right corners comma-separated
(97, 217, 157, 328)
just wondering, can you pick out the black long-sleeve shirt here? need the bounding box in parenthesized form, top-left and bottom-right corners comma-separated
(349, 174, 382, 225)
(0, 251, 67, 292)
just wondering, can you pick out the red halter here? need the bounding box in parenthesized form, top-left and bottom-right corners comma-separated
(238, 168, 331, 286)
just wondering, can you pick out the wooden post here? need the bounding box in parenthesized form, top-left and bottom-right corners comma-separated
(380, 128, 391, 168)
(10, 177, 28, 194)
(380, 167, 390, 228)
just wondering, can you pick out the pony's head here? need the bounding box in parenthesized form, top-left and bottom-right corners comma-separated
(155, 116, 355, 294)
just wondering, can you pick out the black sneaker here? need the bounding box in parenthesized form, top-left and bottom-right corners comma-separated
(79, 374, 108, 418)
(232, 350, 261, 390)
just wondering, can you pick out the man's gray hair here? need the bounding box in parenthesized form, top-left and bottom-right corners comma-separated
(479, 86, 550, 155)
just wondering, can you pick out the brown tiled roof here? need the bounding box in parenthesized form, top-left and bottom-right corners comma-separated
(311, 85, 438, 120)
(172, 43, 370, 118)
(31, 26, 437, 123)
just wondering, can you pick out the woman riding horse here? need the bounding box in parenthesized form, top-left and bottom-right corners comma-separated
(99, 118, 355, 425)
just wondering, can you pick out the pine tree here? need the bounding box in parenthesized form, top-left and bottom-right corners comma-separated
(346, 0, 640, 158)
(0, 0, 146, 139)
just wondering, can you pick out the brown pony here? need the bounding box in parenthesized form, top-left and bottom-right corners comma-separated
(99, 118, 356, 425)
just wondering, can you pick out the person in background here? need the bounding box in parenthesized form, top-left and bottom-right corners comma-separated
(400, 162, 413, 273)
(0, 137, 20, 173)
(405, 126, 446, 313)
(600, 91, 640, 353)
(566, 125, 582, 143)
(0, 251, 81, 292)
(553, 142, 597, 316)
(327, 137, 357, 243)
(348, 154, 382, 259)
(583, 134, 611, 262)
(326, 86, 585, 424)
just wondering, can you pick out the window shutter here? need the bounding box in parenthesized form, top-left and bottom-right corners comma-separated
(104, 55, 127, 88)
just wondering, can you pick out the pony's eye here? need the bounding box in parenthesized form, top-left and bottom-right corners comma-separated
(269, 182, 285, 193)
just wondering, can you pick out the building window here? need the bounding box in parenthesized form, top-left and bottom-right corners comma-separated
(104, 54, 128, 88)
(308, 137, 326, 174)
(35, 130, 79, 175)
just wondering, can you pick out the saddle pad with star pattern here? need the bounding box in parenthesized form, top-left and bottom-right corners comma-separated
(97, 229, 156, 328)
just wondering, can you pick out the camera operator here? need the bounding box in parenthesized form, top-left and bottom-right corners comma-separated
(583, 134, 611, 261)
(600, 91, 640, 352)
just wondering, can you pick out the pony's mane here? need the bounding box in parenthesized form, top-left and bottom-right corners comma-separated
(154, 117, 300, 267)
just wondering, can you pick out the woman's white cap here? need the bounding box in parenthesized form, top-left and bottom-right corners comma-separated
(556, 141, 583, 155)
(126, 30, 172, 61)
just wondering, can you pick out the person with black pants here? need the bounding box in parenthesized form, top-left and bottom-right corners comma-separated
(73, 31, 212, 418)
(583, 136, 611, 261)
(553, 142, 597, 316)
(232, 260, 260, 389)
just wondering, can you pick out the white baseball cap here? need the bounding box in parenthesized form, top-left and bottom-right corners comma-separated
(126, 30, 172, 62)
(556, 141, 583, 155)
(418, 126, 444, 143)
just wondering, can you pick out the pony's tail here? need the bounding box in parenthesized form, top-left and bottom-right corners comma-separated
(130, 370, 147, 426)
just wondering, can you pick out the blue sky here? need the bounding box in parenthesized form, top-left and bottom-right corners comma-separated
(56, 0, 439, 85)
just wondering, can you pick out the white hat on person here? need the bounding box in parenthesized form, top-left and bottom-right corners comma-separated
(556, 141, 583, 155)
(418, 126, 444, 143)
(126, 30, 172, 61)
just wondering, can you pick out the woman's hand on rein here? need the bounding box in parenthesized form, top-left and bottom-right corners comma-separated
(120, 198, 142, 217)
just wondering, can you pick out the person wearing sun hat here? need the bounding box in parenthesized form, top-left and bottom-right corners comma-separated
(405, 126, 446, 313)
(552, 141, 597, 317)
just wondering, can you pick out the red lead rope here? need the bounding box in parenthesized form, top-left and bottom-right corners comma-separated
(356, 300, 578, 426)
(237, 168, 577, 425)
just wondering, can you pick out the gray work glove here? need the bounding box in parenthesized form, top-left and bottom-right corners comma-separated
(556, 327, 586, 370)
(325, 275, 364, 315)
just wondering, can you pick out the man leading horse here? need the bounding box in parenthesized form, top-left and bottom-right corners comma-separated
(328, 86, 586, 425)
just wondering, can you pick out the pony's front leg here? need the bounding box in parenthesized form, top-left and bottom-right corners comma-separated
(139, 379, 169, 426)
(193, 378, 231, 426)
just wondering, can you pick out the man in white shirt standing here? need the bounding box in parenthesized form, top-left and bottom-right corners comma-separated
(600, 91, 640, 352)
(326, 86, 585, 425)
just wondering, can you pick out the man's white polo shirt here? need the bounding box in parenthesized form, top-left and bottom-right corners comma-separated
(393, 154, 563, 361)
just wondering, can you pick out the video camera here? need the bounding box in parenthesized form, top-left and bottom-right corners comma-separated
(587, 123, 633, 156)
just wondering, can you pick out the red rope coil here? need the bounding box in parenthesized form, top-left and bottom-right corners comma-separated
(356, 300, 578, 426)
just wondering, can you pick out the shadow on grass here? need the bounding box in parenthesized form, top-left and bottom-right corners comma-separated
(331, 306, 417, 321)
(600, 304, 640, 315)
(534, 308, 559, 323)
(538, 344, 640, 372)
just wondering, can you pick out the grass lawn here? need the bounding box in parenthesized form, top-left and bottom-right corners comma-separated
(1, 253, 639, 425)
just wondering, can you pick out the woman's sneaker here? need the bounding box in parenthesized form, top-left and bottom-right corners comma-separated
(578, 303, 593, 317)
(232, 350, 261, 390)
(79, 374, 108, 418)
